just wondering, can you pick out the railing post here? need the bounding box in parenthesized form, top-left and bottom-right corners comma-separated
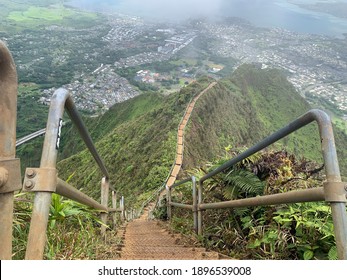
(0, 41, 21, 260)
(24, 90, 69, 259)
(166, 186, 172, 220)
(315, 111, 347, 260)
(112, 191, 117, 229)
(192, 176, 198, 234)
(198, 181, 203, 235)
(101, 177, 109, 238)
(121, 196, 125, 221)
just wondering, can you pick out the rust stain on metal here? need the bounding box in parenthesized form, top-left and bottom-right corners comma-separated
(0, 167, 8, 187)
(0, 41, 18, 158)
(22, 167, 57, 193)
(0, 192, 14, 259)
(0, 41, 19, 260)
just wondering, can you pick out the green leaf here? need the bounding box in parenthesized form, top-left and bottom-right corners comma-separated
(328, 246, 338, 260)
(58, 210, 66, 217)
(248, 239, 261, 248)
(303, 250, 314, 260)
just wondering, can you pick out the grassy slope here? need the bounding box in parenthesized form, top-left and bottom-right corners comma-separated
(59, 92, 165, 159)
(184, 64, 347, 176)
(185, 65, 318, 166)
(0, 0, 99, 31)
(57, 78, 213, 205)
(57, 65, 347, 206)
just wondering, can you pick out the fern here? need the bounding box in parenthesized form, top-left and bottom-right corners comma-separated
(223, 169, 265, 199)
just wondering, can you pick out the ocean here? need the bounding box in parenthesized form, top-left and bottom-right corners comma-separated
(68, 0, 347, 38)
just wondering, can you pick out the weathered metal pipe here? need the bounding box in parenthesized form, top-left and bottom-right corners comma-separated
(0, 193, 14, 259)
(0, 41, 17, 158)
(100, 177, 109, 237)
(121, 196, 125, 221)
(25, 88, 110, 259)
(192, 176, 198, 234)
(167, 186, 172, 219)
(56, 178, 107, 211)
(0, 40, 18, 260)
(170, 177, 192, 189)
(40, 89, 109, 178)
(199, 187, 325, 210)
(200, 110, 324, 182)
(170, 202, 194, 210)
(315, 111, 347, 260)
(108, 207, 122, 213)
(25, 192, 52, 259)
(112, 191, 117, 229)
(198, 183, 203, 235)
(198, 109, 347, 259)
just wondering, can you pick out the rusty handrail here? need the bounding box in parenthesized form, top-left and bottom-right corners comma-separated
(195, 109, 347, 259)
(23, 88, 112, 259)
(0, 41, 22, 260)
(166, 109, 346, 259)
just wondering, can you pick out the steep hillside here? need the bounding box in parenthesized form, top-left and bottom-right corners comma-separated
(57, 65, 347, 206)
(184, 64, 347, 176)
(184, 65, 317, 167)
(57, 77, 213, 205)
(59, 91, 165, 159)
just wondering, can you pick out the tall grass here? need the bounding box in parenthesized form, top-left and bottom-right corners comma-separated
(12, 193, 120, 260)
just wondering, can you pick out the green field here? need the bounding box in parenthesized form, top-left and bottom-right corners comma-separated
(8, 5, 97, 24)
(8, 6, 74, 22)
(0, 1, 99, 30)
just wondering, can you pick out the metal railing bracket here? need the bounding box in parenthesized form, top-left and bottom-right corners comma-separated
(0, 158, 21, 193)
(22, 167, 57, 192)
(323, 182, 347, 202)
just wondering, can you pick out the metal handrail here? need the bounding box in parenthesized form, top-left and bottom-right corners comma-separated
(167, 109, 347, 259)
(23, 88, 114, 259)
(17, 88, 109, 177)
(166, 176, 198, 233)
(0, 41, 22, 260)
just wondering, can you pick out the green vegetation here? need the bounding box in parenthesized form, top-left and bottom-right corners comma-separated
(164, 148, 339, 260)
(59, 91, 166, 158)
(57, 78, 213, 206)
(184, 64, 347, 174)
(15, 65, 346, 259)
(8, 6, 74, 22)
(57, 65, 347, 208)
(17, 83, 48, 138)
(13, 193, 118, 260)
(15, 83, 49, 172)
(1, 1, 99, 31)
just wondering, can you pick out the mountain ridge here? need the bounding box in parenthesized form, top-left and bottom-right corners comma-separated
(57, 64, 347, 205)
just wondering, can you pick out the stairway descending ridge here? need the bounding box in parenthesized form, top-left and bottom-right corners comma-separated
(116, 207, 227, 260)
(116, 82, 225, 260)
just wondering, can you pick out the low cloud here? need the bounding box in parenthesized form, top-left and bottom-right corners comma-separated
(115, 0, 224, 21)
